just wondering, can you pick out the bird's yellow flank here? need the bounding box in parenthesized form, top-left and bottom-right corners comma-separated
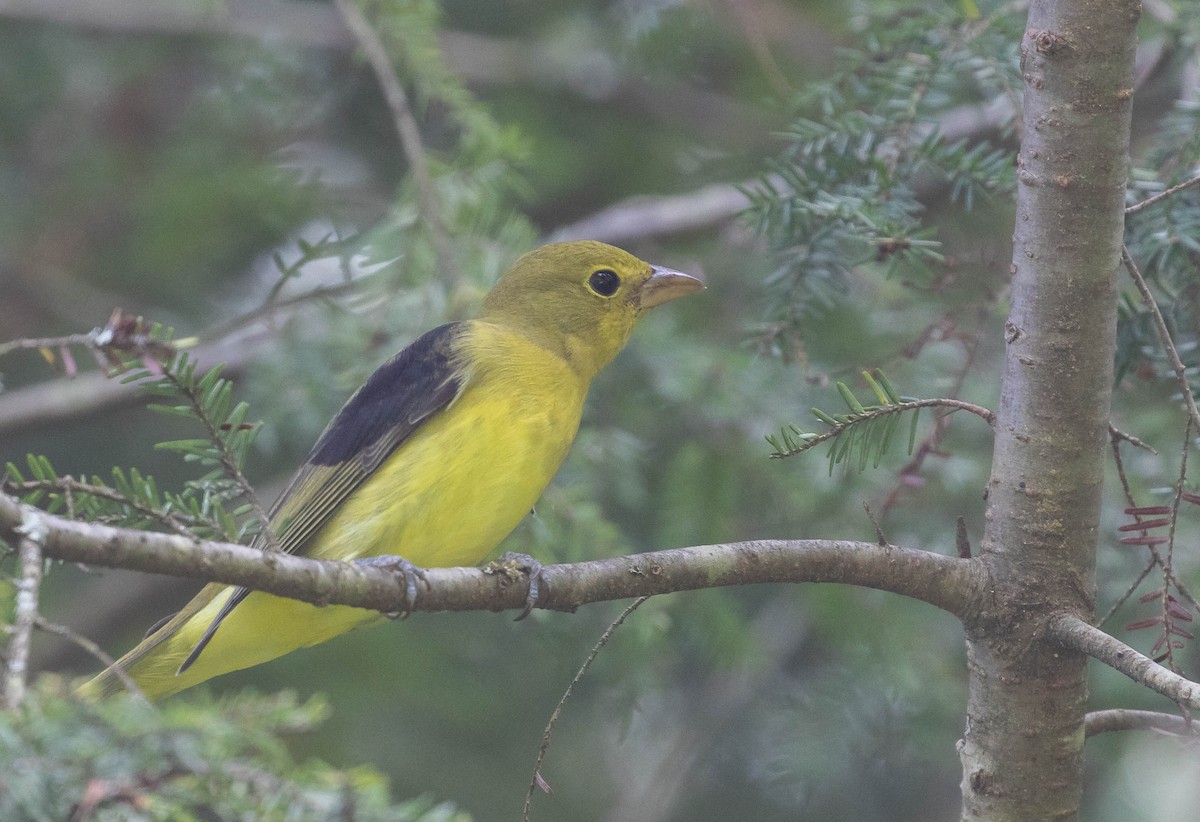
(82, 240, 702, 700)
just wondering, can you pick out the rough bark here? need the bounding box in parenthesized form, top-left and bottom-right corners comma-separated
(958, 1, 1139, 819)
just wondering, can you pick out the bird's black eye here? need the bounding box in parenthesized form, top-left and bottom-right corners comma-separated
(588, 268, 621, 297)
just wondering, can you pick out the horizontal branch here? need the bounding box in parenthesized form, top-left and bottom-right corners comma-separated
(1084, 708, 1195, 738)
(0, 492, 977, 619)
(0, 324, 271, 436)
(1047, 612, 1200, 713)
(549, 180, 755, 245)
(0, 279, 359, 438)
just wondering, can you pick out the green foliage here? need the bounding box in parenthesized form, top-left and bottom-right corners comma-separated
(1120, 172, 1200, 389)
(358, 0, 535, 289)
(261, 228, 363, 307)
(244, 1, 540, 441)
(5, 455, 216, 539)
(3, 326, 267, 543)
(767, 370, 921, 475)
(1098, 13, 1200, 396)
(0, 26, 334, 309)
(0, 681, 469, 821)
(137, 355, 261, 498)
(744, 2, 1020, 357)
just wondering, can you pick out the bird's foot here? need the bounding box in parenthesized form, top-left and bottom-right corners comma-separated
(355, 555, 429, 618)
(484, 552, 545, 621)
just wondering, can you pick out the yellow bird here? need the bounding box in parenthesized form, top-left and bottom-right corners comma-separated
(82, 240, 702, 700)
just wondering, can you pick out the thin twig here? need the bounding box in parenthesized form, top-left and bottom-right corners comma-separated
(3, 275, 359, 375)
(1121, 245, 1200, 436)
(1113, 245, 1200, 616)
(33, 615, 149, 702)
(1125, 172, 1200, 216)
(862, 501, 888, 546)
(160, 368, 278, 551)
(0, 275, 372, 440)
(1150, 547, 1198, 616)
(332, 0, 461, 282)
(1156, 416, 1191, 672)
(0, 332, 95, 360)
(1109, 423, 1157, 454)
(3, 509, 47, 708)
(1104, 424, 1200, 622)
(522, 597, 650, 822)
(0, 318, 172, 378)
(1097, 556, 1156, 628)
(199, 279, 363, 346)
(4, 476, 199, 536)
(769, 397, 996, 460)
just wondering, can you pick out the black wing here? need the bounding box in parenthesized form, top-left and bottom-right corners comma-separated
(177, 322, 468, 672)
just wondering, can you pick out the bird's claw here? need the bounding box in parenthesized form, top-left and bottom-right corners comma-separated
(484, 551, 545, 621)
(355, 554, 429, 618)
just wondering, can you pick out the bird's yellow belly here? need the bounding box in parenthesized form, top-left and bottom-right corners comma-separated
(321, 376, 581, 567)
(148, 372, 584, 694)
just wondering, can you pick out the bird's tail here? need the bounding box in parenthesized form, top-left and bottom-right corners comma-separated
(79, 583, 383, 700)
(77, 583, 228, 701)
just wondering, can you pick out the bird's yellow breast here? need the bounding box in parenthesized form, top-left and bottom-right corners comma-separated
(316, 321, 587, 568)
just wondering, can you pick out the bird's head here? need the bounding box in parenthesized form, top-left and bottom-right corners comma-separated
(479, 240, 704, 378)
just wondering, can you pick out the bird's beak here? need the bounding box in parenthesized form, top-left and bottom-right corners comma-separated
(640, 265, 705, 308)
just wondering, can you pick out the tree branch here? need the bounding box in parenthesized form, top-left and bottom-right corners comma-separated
(331, 0, 461, 283)
(1124, 171, 1200, 216)
(0, 324, 273, 436)
(32, 615, 148, 701)
(767, 397, 996, 460)
(1084, 708, 1195, 738)
(0, 491, 977, 622)
(548, 180, 758, 245)
(0, 276, 364, 439)
(3, 507, 47, 708)
(1121, 245, 1200, 437)
(1047, 612, 1200, 713)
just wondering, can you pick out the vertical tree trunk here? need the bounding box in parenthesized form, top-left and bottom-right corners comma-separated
(958, 0, 1139, 819)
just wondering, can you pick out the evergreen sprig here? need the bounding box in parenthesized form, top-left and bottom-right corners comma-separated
(766, 370, 920, 474)
(1120, 174, 1200, 391)
(129, 348, 271, 545)
(767, 370, 995, 475)
(744, 3, 1021, 355)
(2, 454, 250, 544)
(5, 458, 198, 537)
(3, 318, 269, 545)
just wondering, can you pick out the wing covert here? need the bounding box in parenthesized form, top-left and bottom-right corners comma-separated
(178, 322, 468, 673)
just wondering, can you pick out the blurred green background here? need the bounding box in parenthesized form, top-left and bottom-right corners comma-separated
(2, 1, 1199, 820)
